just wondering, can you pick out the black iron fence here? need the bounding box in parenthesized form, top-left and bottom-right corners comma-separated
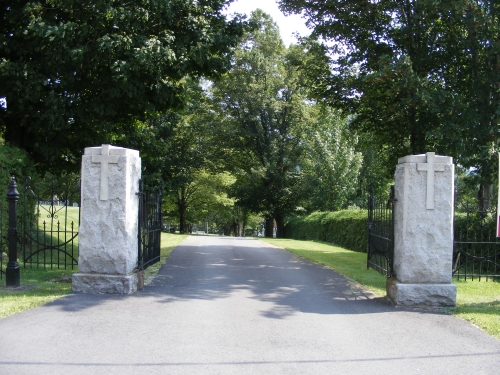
(0, 197, 4, 280)
(453, 193, 500, 281)
(3, 174, 165, 284)
(0, 175, 80, 281)
(137, 180, 162, 270)
(21, 176, 80, 269)
(367, 185, 396, 277)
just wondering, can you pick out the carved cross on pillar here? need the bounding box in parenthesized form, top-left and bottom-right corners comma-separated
(417, 152, 445, 210)
(92, 144, 119, 201)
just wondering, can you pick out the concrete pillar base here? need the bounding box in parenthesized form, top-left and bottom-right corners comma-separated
(72, 272, 140, 294)
(386, 278, 457, 307)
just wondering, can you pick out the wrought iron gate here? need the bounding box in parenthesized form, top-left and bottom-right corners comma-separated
(22, 176, 80, 269)
(137, 180, 162, 270)
(0, 197, 4, 279)
(453, 191, 500, 281)
(367, 185, 396, 277)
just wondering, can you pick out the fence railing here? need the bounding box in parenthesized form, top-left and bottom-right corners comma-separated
(21, 176, 80, 270)
(3, 173, 166, 286)
(137, 180, 162, 270)
(1, 175, 80, 284)
(0, 196, 4, 280)
(453, 199, 500, 281)
(367, 185, 396, 277)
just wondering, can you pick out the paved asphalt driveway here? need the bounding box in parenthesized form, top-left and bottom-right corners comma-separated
(0, 235, 499, 375)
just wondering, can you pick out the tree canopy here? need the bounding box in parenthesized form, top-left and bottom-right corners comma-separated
(209, 10, 311, 236)
(279, 0, 500, 183)
(5, 2, 499, 234)
(0, 0, 245, 172)
(300, 106, 362, 212)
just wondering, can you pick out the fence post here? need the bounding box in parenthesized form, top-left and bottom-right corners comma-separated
(6, 176, 20, 287)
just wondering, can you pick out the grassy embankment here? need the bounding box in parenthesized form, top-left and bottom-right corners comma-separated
(0, 215, 188, 319)
(259, 237, 500, 340)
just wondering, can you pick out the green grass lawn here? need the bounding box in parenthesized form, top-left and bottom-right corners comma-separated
(0, 232, 188, 319)
(0, 267, 75, 318)
(259, 237, 500, 340)
(9, 205, 81, 268)
(37, 205, 80, 228)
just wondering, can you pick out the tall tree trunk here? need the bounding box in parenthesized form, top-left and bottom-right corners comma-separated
(177, 187, 187, 233)
(178, 206, 186, 233)
(409, 107, 426, 155)
(241, 211, 248, 237)
(232, 220, 240, 237)
(478, 184, 494, 211)
(275, 215, 285, 238)
(265, 217, 274, 238)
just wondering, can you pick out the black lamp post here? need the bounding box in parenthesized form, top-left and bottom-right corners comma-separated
(6, 176, 20, 287)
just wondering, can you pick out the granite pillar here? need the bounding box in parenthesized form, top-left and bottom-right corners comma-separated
(387, 152, 457, 307)
(72, 145, 141, 294)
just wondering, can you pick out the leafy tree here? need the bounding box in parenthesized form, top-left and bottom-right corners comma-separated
(117, 78, 233, 233)
(279, 0, 500, 187)
(162, 170, 238, 234)
(279, 1, 447, 157)
(300, 106, 362, 212)
(0, 0, 245, 172)
(436, 1, 500, 200)
(0, 141, 36, 187)
(191, 171, 240, 235)
(210, 10, 308, 237)
(113, 111, 178, 190)
(244, 212, 264, 236)
(353, 131, 394, 205)
(164, 171, 238, 235)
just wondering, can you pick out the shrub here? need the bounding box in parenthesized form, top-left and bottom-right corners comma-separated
(454, 209, 497, 240)
(286, 209, 368, 253)
(286, 205, 500, 256)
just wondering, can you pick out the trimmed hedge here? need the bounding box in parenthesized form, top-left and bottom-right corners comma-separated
(285, 210, 368, 253)
(286, 209, 497, 255)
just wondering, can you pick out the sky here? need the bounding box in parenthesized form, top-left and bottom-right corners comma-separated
(223, 0, 311, 47)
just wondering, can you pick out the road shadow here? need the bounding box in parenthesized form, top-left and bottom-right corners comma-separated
(41, 237, 447, 318)
(138, 238, 443, 318)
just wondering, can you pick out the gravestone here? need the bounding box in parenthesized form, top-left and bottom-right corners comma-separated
(72, 144, 142, 294)
(387, 152, 457, 307)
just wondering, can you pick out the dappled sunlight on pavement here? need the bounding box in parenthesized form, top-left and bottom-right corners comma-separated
(0, 235, 499, 375)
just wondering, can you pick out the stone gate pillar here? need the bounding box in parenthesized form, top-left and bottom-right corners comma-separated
(387, 152, 457, 306)
(72, 145, 141, 294)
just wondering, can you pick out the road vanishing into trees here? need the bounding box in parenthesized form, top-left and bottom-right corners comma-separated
(1, 235, 499, 374)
